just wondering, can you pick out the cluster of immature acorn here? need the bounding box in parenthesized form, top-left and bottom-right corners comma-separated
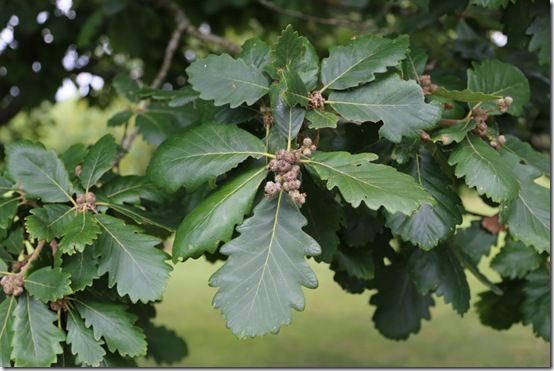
(264, 138, 316, 205)
(471, 96, 512, 148)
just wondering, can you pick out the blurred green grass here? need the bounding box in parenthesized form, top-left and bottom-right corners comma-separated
(139, 258, 549, 367)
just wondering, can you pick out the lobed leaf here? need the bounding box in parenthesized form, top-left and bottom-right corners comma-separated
(305, 151, 434, 214)
(209, 193, 321, 338)
(328, 75, 441, 142)
(6, 141, 73, 203)
(186, 54, 269, 108)
(94, 214, 172, 303)
(321, 34, 409, 90)
(448, 134, 519, 202)
(12, 294, 65, 367)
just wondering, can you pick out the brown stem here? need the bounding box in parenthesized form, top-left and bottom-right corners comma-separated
(438, 118, 465, 126)
(19, 240, 45, 276)
(257, 0, 370, 29)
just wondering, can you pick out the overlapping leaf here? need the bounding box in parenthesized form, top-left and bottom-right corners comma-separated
(0, 297, 15, 366)
(6, 141, 73, 203)
(522, 268, 550, 341)
(209, 193, 321, 338)
(66, 309, 106, 366)
(386, 151, 463, 250)
(491, 238, 544, 279)
(79, 135, 118, 190)
(12, 294, 65, 367)
(148, 124, 266, 193)
(305, 151, 434, 214)
(94, 214, 171, 303)
(186, 54, 269, 108)
(328, 75, 441, 142)
(75, 299, 147, 357)
(25, 267, 72, 302)
(499, 161, 550, 253)
(409, 245, 470, 314)
(467, 59, 530, 116)
(173, 167, 267, 260)
(370, 262, 434, 340)
(321, 35, 409, 90)
(449, 134, 519, 202)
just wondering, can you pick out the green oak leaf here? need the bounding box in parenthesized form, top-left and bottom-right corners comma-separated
(100, 175, 167, 204)
(341, 204, 384, 247)
(62, 246, 99, 291)
(0, 227, 23, 255)
(491, 238, 544, 279)
(306, 110, 338, 129)
(144, 323, 188, 365)
(174, 167, 266, 261)
(305, 151, 434, 214)
(431, 119, 476, 145)
(24, 267, 72, 302)
(239, 38, 271, 70)
(521, 267, 550, 341)
(451, 220, 497, 265)
(0, 175, 14, 193)
(107, 110, 133, 127)
(79, 134, 119, 191)
(186, 54, 269, 108)
(148, 123, 266, 193)
(60, 143, 88, 173)
(74, 299, 147, 357)
(409, 245, 470, 315)
(281, 69, 309, 107)
(476, 280, 524, 330)
(167, 86, 199, 107)
(94, 214, 172, 303)
(499, 160, 550, 253)
(386, 151, 463, 250)
(449, 134, 519, 202)
(301, 174, 341, 263)
(328, 75, 441, 142)
(430, 88, 501, 102)
(134, 103, 198, 146)
(112, 73, 140, 102)
(333, 246, 374, 280)
(467, 59, 530, 116)
(370, 262, 434, 340)
(501, 135, 550, 176)
(58, 212, 101, 254)
(0, 196, 18, 230)
(209, 192, 321, 338)
(269, 25, 319, 90)
(66, 309, 106, 366)
(527, 15, 550, 66)
(270, 83, 306, 141)
(321, 34, 409, 90)
(12, 294, 65, 367)
(25, 204, 74, 241)
(105, 203, 176, 232)
(6, 141, 73, 203)
(0, 296, 15, 366)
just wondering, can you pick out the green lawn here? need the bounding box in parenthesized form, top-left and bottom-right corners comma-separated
(139, 257, 549, 367)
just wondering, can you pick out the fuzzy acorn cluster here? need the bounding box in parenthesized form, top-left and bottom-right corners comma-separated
(419, 75, 439, 94)
(471, 97, 512, 149)
(264, 138, 316, 205)
(75, 191, 97, 213)
(1, 274, 24, 296)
